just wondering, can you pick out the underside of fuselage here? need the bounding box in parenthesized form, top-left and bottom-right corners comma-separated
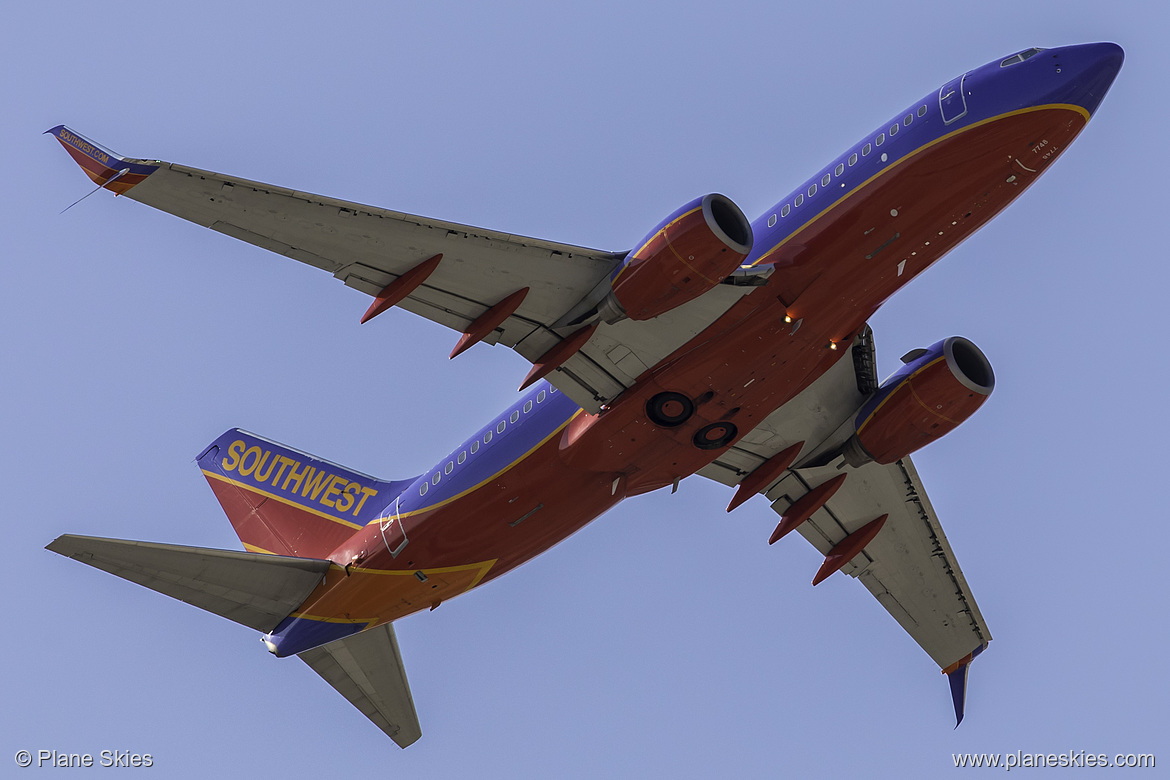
(47, 42, 1123, 739)
(276, 110, 1096, 651)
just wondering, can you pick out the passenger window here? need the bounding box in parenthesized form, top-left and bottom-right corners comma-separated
(537, 390, 546, 402)
(835, 163, 844, 176)
(795, 193, 804, 207)
(821, 173, 831, 187)
(549, 386, 557, 393)
(471, 440, 480, 454)
(781, 204, 791, 217)
(431, 473, 440, 486)
(904, 114, 913, 126)
(889, 124, 898, 136)
(445, 462, 453, 475)
(524, 400, 533, 413)
(484, 430, 492, 444)
(849, 153, 858, 166)
(497, 421, 506, 434)
(458, 452, 466, 464)
(767, 214, 777, 227)
(420, 482, 428, 496)
(918, 105, 927, 117)
(808, 183, 816, 197)
(876, 133, 885, 146)
(862, 143, 871, 156)
(510, 411, 519, 423)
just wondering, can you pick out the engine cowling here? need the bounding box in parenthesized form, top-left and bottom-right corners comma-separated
(848, 337, 995, 465)
(605, 193, 753, 321)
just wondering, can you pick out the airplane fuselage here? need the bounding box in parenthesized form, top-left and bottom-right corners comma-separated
(264, 43, 1122, 655)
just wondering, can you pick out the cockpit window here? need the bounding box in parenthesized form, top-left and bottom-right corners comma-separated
(1000, 48, 1044, 67)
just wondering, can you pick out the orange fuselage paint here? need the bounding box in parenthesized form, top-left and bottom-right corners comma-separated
(286, 105, 1089, 631)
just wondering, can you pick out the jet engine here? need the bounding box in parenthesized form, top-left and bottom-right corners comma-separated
(843, 337, 995, 465)
(602, 193, 753, 321)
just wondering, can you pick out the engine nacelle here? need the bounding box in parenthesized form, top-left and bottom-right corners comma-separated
(605, 193, 753, 321)
(847, 337, 995, 465)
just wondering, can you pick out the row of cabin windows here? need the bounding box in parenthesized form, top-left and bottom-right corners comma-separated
(418, 386, 557, 495)
(767, 103, 930, 226)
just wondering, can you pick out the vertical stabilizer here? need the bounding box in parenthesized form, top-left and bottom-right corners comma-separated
(197, 429, 418, 559)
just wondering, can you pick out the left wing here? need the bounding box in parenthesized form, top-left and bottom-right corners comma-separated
(48, 126, 759, 411)
(698, 329, 991, 724)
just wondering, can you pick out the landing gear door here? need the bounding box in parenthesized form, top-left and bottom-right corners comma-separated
(379, 496, 408, 558)
(939, 74, 968, 125)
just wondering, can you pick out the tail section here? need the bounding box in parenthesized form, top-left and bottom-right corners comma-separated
(47, 535, 424, 745)
(197, 429, 417, 559)
(299, 623, 422, 748)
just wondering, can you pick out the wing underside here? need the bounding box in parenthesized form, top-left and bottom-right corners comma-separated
(698, 332, 991, 709)
(48, 125, 764, 412)
(49, 125, 991, 724)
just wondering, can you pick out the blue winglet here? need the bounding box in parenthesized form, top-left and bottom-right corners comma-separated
(45, 125, 159, 194)
(944, 642, 987, 728)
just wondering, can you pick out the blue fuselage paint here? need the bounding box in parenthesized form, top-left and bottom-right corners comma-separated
(267, 43, 1123, 657)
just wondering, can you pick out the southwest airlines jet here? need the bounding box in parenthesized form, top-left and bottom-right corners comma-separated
(46, 43, 1122, 747)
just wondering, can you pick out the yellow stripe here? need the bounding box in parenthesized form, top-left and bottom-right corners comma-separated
(856, 356, 946, 434)
(381, 408, 584, 522)
(241, 542, 277, 555)
(286, 612, 371, 624)
(612, 205, 704, 286)
(907, 378, 961, 425)
(202, 470, 363, 530)
(751, 103, 1091, 267)
(356, 559, 496, 588)
(288, 559, 498, 623)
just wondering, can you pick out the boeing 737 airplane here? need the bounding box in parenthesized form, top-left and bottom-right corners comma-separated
(46, 42, 1122, 747)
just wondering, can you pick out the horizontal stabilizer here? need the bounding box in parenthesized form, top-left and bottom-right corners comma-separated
(46, 534, 330, 633)
(299, 623, 422, 748)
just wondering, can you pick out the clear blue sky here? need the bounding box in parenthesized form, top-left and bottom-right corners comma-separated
(4, 2, 1166, 777)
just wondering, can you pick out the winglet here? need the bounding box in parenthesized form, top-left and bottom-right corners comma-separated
(45, 125, 160, 195)
(943, 642, 987, 727)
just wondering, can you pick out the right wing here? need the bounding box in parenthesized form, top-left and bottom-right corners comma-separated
(298, 623, 422, 748)
(48, 125, 761, 412)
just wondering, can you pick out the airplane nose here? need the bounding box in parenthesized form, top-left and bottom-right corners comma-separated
(1057, 42, 1124, 116)
(1080, 41, 1124, 82)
